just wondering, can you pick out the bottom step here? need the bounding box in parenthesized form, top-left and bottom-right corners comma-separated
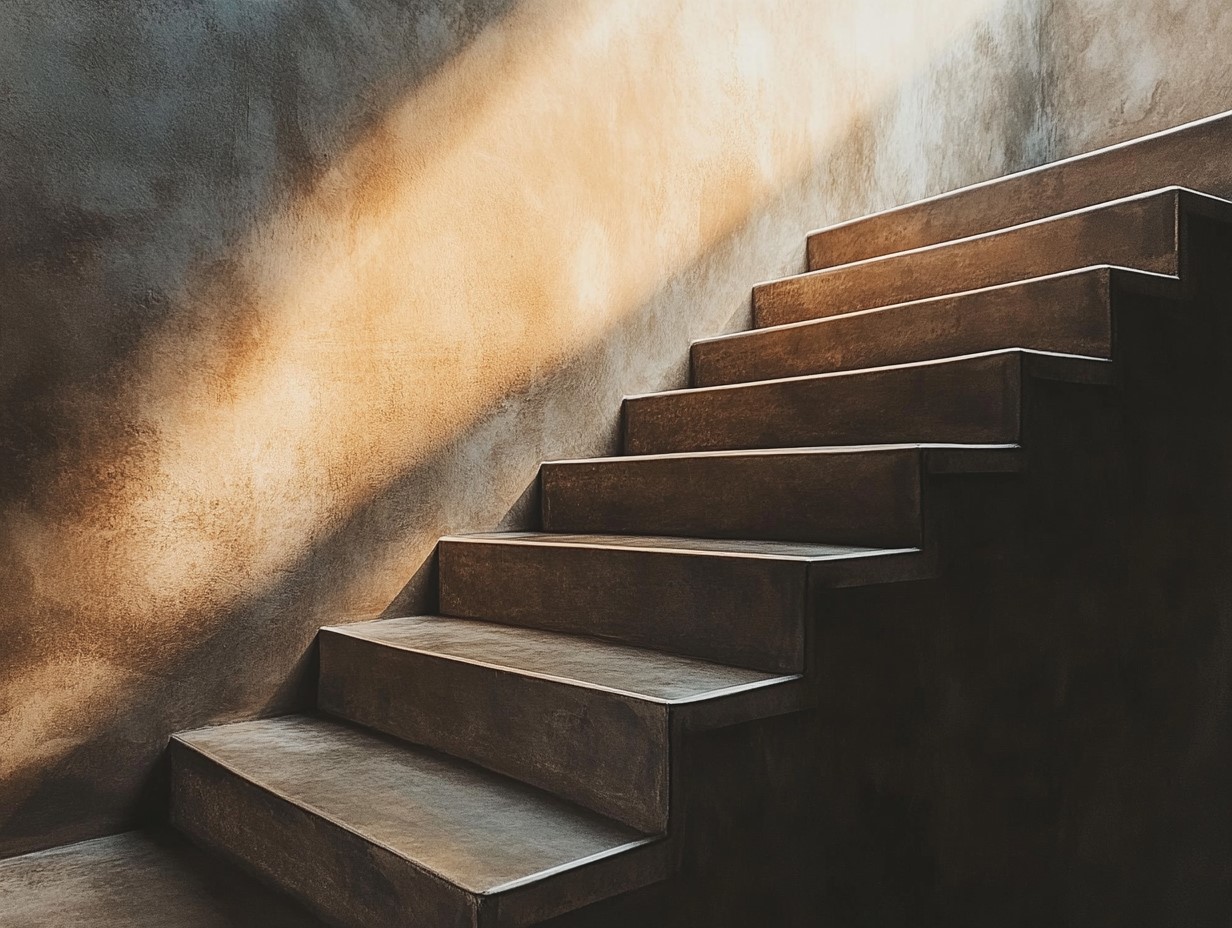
(170, 716, 669, 928)
(0, 830, 324, 928)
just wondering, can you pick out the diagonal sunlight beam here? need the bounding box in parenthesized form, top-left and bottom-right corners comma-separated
(1, 0, 1022, 815)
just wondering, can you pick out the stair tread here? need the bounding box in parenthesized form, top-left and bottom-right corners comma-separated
(755, 186, 1232, 328)
(804, 110, 1232, 268)
(0, 831, 325, 928)
(701, 267, 1120, 343)
(327, 615, 793, 703)
(630, 347, 1107, 400)
(174, 716, 656, 896)
(797, 186, 1196, 277)
(691, 268, 1130, 387)
(622, 348, 1110, 457)
(444, 531, 915, 561)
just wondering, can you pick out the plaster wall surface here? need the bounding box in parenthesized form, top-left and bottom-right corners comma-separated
(1040, 0, 1232, 156)
(0, 0, 1227, 860)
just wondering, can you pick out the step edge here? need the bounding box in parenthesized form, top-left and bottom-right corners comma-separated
(625, 348, 1108, 402)
(439, 533, 920, 564)
(759, 185, 1201, 292)
(1022, 350, 1115, 384)
(542, 442, 1021, 467)
(693, 266, 1120, 348)
(479, 835, 665, 897)
(320, 625, 796, 705)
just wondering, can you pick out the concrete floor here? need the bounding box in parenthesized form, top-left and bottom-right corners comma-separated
(0, 829, 324, 927)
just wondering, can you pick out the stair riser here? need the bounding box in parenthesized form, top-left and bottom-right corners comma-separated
(693, 269, 1113, 387)
(170, 742, 473, 928)
(807, 115, 1232, 269)
(319, 631, 670, 833)
(541, 450, 923, 548)
(625, 352, 1024, 456)
(438, 539, 808, 673)
(758, 190, 1179, 327)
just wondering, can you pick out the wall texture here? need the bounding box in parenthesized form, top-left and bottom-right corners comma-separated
(0, 0, 1227, 861)
(1040, 0, 1232, 156)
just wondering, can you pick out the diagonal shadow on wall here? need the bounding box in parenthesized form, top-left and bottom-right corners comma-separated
(0, 0, 1051, 859)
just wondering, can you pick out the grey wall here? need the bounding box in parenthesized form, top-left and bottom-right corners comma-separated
(0, 0, 1229, 860)
(1041, 0, 1232, 156)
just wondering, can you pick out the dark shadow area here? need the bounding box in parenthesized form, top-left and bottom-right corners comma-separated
(0, 0, 518, 507)
(538, 216, 1232, 927)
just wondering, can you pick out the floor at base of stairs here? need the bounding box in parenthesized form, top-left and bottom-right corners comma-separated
(0, 829, 325, 928)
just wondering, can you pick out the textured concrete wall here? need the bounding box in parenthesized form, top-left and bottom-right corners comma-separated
(0, 0, 1052, 858)
(1041, 0, 1232, 156)
(3, 0, 1231, 866)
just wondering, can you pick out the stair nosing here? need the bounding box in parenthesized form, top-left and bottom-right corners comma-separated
(321, 623, 800, 706)
(439, 533, 921, 563)
(695, 265, 1128, 346)
(626, 347, 1109, 401)
(173, 723, 660, 898)
(478, 836, 663, 897)
(543, 442, 1022, 466)
(778, 185, 1184, 287)
(782, 184, 1220, 283)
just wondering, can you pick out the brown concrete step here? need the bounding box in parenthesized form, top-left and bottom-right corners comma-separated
(806, 109, 1232, 270)
(623, 349, 1110, 456)
(0, 830, 326, 928)
(694, 267, 1148, 388)
(755, 187, 1232, 328)
(437, 532, 928, 673)
(170, 716, 668, 928)
(540, 444, 1022, 549)
(319, 616, 804, 834)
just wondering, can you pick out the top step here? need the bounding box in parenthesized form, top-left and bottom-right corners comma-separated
(755, 187, 1232, 329)
(806, 110, 1232, 270)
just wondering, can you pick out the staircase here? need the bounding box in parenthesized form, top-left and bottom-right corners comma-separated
(167, 111, 1232, 927)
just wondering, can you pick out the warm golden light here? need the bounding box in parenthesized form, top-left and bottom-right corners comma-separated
(1, 0, 1023, 840)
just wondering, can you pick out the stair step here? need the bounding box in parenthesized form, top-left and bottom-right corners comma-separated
(170, 716, 668, 928)
(0, 830, 325, 928)
(806, 109, 1232, 269)
(540, 444, 1022, 548)
(437, 532, 927, 673)
(694, 267, 1135, 387)
(623, 349, 1109, 456)
(319, 616, 802, 833)
(755, 187, 1230, 328)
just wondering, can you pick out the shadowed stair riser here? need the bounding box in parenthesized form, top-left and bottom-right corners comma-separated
(318, 616, 808, 834)
(318, 627, 672, 833)
(437, 534, 930, 673)
(541, 448, 924, 548)
(170, 720, 670, 928)
(624, 350, 1109, 457)
(171, 744, 475, 928)
(540, 446, 1024, 549)
(754, 187, 1215, 328)
(693, 268, 1119, 388)
(438, 537, 809, 673)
